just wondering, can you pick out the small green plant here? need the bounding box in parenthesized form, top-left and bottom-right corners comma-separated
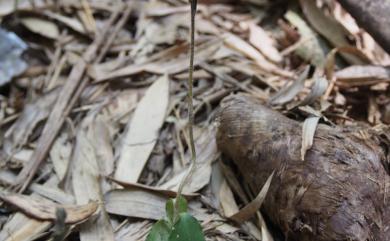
(146, 1, 205, 241)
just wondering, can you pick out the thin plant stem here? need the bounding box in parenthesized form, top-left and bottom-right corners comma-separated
(176, 0, 197, 205)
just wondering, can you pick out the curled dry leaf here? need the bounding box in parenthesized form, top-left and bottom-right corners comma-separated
(0, 193, 98, 224)
(115, 75, 169, 183)
(229, 172, 274, 224)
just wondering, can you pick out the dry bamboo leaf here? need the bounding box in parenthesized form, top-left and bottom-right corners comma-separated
(20, 17, 59, 39)
(95, 39, 221, 81)
(30, 183, 74, 205)
(104, 189, 207, 221)
(335, 65, 390, 87)
(103, 89, 138, 124)
(0, 0, 46, 16)
(105, 189, 166, 220)
(299, 0, 366, 65)
(224, 33, 292, 77)
(269, 66, 310, 105)
(50, 132, 71, 181)
(0, 193, 98, 224)
(219, 180, 239, 217)
(0, 213, 51, 241)
(301, 116, 321, 161)
(284, 10, 327, 67)
(229, 172, 274, 224)
(107, 177, 198, 198)
(4, 87, 60, 152)
(249, 23, 282, 63)
(159, 126, 219, 193)
(115, 75, 169, 183)
(115, 221, 152, 241)
(45, 11, 87, 34)
(299, 77, 328, 106)
(72, 115, 115, 241)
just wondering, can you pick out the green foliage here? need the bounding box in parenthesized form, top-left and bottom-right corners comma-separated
(168, 213, 205, 241)
(146, 220, 171, 241)
(146, 197, 205, 241)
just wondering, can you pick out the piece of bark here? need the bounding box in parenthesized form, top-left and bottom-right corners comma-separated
(217, 94, 390, 241)
(337, 0, 390, 53)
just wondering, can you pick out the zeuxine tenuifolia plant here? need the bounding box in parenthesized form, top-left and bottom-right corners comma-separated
(146, 1, 205, 241)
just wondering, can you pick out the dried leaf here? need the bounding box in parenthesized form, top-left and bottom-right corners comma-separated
(159, 126, 219, 193)
(335, 65, 390, 87)
(50, 133, 71, 181)
(249, 23, 282, 63)
(115, 75, 169, 183)
(108, 177, 198, 198)
(4, 87, 60, 151)
(20, 17, 59, 39)
(219, 180, 239, 217)
(224, 33, 292, 78)
(0, 193, 98, 224)
(269, 66, 310, 105)
(0, 213, 51, 241)
(72, 115, 115, 241)
(284, 10, 327, 67)
(299, 77, 328, 106)
(45, 11, 86, 34)
(301, 116, 321, 160)
(104, 189, 207, 221)
(229, 172, 274, 223)
(95, 40, 221, 81)
(299, 0, 366, 65)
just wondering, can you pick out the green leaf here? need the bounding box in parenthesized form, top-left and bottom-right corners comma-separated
(146, 220, 171, 241)
(166, 199, 175, 224)
(168, 213, 205, 241)
(176, 196, 188, 214)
